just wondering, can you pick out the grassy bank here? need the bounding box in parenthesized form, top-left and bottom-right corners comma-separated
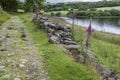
(0, 7, 10, 25)
(73, 22, 120, 73)
(18, 13, 100, 80)
(49, 17, 120, 73)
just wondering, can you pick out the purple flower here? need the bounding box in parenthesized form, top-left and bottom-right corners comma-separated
(86, 39, 89, 48)
(86, 20, 94, 36)
(72, 13, 76, 20)
(36, 6, 39, 17)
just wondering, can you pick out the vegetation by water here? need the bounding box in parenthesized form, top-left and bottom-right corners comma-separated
(18, 13, 100, 80)
(49, 17, 120, 73)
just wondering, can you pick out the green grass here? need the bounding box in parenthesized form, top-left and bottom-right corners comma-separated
(0, 7, 10, 25)
(48, 17, 120, 73)
(97, 6, 120, 11)
(0, 13, 10, 25)
(74, 24, 120, 73)
(18, 13, 100, 80)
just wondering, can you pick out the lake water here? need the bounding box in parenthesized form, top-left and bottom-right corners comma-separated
(60, 17, 120, 35)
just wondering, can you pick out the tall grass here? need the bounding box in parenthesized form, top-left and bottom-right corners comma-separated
(18, 13, 100, 80)
(0, 6, 10, 25)
(74, 25, 120, 73)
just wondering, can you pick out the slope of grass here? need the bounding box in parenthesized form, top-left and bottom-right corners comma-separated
(49, 17, 120, 73)
(97, 6, 120, 11)
(74, 24, 120, 73)
(0, 7, 10, 25)
(18, 13, 100, 80)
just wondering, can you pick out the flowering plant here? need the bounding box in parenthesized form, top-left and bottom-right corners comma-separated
(86, 18, 94, 48)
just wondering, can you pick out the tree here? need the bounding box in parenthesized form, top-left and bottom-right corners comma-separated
(24, 0, 45, 12)
(0, 0, 18, 12)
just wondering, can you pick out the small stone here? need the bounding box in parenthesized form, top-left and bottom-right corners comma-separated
(49, 36, 60, 44)
(19, 64, 25, 68)
(0, 65, 5, 69)
(21, 61, 26, 64)
(14, 78, 21, 80)
(108, 77, 115, 80)
(2, 75, 10, 78)
(32, 62, 36, 66)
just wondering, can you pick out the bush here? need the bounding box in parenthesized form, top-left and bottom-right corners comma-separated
(55, 12, 61, 17)
(51, 12, 55, 16)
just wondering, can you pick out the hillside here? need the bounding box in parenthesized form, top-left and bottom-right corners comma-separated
(97, 6, 120, 10)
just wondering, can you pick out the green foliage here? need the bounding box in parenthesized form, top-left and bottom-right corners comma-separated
(24, 0, 45, 12)
(51, 12, 55, 16)
(68, 9, 120, 18)
(18, 13, 100, 80)
(45, 1, 120, 12)
(55, 12, 61, 16)
(0, 0, 18, 12)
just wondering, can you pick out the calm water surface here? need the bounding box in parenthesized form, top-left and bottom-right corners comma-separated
(61, 17, 120, 35)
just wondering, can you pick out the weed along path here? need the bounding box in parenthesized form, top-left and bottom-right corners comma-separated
(0, 16, 48, 80)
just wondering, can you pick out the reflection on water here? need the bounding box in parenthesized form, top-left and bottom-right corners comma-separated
(61, 17, 120, 34)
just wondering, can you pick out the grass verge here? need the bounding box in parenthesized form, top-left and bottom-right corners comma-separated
(0, 9, 10, 25)
(73, 21, 120, 73)
(18, 13, 100, 80)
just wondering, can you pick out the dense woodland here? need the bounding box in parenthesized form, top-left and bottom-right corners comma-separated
(0, 0, 44, 12)
(45, 1, 120, 17)
(45, 1, 120, 11)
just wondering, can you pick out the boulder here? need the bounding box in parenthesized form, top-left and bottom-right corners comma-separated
(48, 23, 57, 29)
(101, 69, 115, 79)
(42, 17, 48, 20)
(84, 50, 95, 59)
(63, 40, 77, 45)
(44, 21, 52, 26)
(64, 44, 80, 50)
(63, 37, 72, 41)
(49, 35, 60, 44)
(47, 28, 55, 33)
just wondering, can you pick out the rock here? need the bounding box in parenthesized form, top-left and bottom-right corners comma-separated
(101, 69, 115, 79)
(47, 28, 55, 33)
(19, 64, 25, 68)
(84, 50, 95, 59)
(96, 64, 103, 72)
(14, 78, 21, 80)
(62, 37, 72, 41)
(116, 73, 120, 79)
(48, 22, 56, 28)
(64, 45, 80, 50)
(2, 75, 10, 78)
(42, 17, 48, 20)
(108, 78, 115, 80)
(49, 36, 60, 44)
(0, 65, 5, 69)
(54, 32, 61, 37)
(63, 26, 71, 32)
(44, 21, 51, 26)
(63, 40, 77, 45)
(0, 48, 7, 51)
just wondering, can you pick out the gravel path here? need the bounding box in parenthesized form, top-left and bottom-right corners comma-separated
(0, 16, 48, 80)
